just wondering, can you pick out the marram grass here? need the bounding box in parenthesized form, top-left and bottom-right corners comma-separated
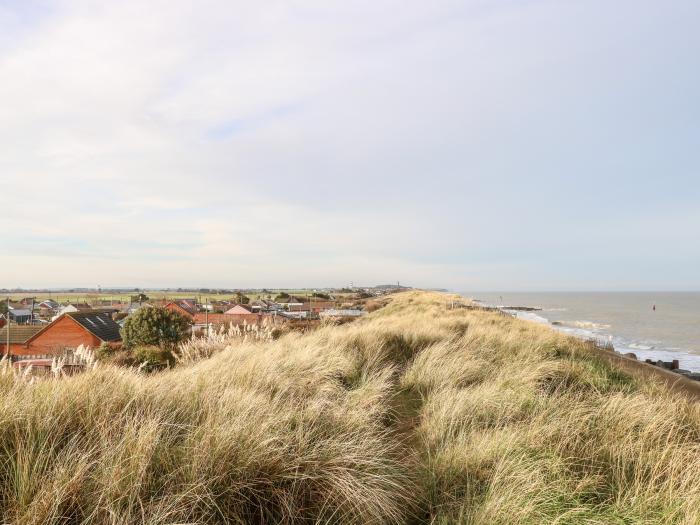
(0, 291, 698, 524)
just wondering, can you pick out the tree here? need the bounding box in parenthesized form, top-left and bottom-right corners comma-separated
(275, 292, 290, 302)
(234, 291, 250, 304)
(131, 293, 149, 303)
(121, 307, 190, 349)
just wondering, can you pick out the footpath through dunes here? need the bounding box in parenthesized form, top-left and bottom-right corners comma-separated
(0, 292, 699, 524)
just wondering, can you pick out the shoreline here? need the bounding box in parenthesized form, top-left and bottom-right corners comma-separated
(502, 307, 700, 374)
(466, 293, 700, 373)
(458, 298, 700, 399)
(490, 305, 700, 395)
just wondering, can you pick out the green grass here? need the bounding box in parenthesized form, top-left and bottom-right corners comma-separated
(3, 289, 358, 304)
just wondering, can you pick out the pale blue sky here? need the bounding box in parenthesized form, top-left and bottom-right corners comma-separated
(1, 0, 698, 290)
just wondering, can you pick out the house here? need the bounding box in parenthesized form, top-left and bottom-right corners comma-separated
(180, 298, 197, 311)
(287, 299, 337, 313)
(53, 303, 93, 320)
(38, 300, 60, 316)
(10, 311, 122, 357)
(249, 299, 281, 312)
(8, 307, 32, 324)
(224, 304, 256, 315)
(192, 311, 287, 332)
(193, 312, 262, 328)
(165, 301, 196, 319)
(0, 325, 44, 355)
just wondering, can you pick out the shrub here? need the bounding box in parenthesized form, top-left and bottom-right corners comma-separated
(133, 345, 174, 366)
(96, 342, 113, 360)
(121, 306, 190, 349)
(102, 349, 137, 367)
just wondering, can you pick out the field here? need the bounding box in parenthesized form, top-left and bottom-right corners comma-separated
(0, 291, 698, 524)
(3, 289, 353, 305)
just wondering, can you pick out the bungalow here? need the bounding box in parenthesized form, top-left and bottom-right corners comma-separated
(192, 311, 286, 332)
(249, 299, 281, 312)
(165, 301, 197, 319)
(287, 299, 337, 313)
(11, 311, 122, 357)
(53, 303, 93, 320)
(8, 307, 32, 324)
(193, 311, 261, 328)
(0, 325, 44, 355)
(38, 299, 60, 316)
(224, 304, 256, 315)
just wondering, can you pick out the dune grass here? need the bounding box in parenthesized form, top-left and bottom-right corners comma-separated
(0, 291, 698, 524)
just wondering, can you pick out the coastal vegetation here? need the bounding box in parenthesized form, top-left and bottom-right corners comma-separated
(120, 306, 191, 350)
(0, 291, 698, 524)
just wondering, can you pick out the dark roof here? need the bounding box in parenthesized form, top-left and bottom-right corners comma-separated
(0, 326, 44, 344)
(165, 301, 196, 316)
(66, 311, 122, 342)
(66, 303, 93, 311)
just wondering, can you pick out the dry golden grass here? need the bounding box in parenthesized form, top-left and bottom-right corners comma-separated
(0, 291, 698, 524)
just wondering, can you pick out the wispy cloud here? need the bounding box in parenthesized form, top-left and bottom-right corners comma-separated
(1, 0, 699, 290)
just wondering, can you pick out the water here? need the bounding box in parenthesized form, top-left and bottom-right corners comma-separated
(462, 292, 700, 372)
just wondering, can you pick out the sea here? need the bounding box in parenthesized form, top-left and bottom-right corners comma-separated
(461, 292, 700, 373)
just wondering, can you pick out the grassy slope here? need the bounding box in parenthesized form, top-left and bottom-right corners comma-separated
(0, 291, 698, 524)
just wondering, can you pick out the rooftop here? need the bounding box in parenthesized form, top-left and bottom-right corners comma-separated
(65, 311, 122, 342)
(0, 326, 44, 344)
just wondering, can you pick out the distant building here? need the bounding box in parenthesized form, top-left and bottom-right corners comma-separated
(38, 300, 60, 316)
(8, 308, 32, 324)
(224, 304, 256, 315)
(165, 301, 196, 319)
(53, 303, 93, 320)
(249, 299, 281, 312)
(287, 299, 337, 313)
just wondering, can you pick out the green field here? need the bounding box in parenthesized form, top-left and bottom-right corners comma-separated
(3, 289, 356, 304)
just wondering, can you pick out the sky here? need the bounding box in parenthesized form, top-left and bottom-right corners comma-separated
(1, 0, 699, 291)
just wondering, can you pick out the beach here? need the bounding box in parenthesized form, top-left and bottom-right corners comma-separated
(465, 292, 700, 373)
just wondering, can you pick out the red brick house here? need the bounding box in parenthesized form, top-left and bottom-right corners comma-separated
(165, 301, 196, 319)
(0, 325, 44, 356)
(8, 311, 122, 357)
